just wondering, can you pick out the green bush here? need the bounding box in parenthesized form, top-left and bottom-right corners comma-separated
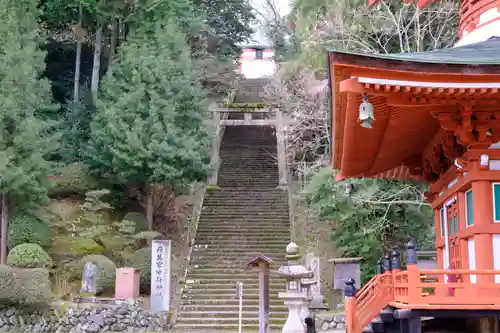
(49, 163, 98, 197)
(132, 247, 151, 294)
(0, 265, 51, 306)
(52, 238, 105, 258)
(8, 213, 51, 250)
(123, 212, 148, 233)
(77, 254, 116, 294)
(7, 244, 53, 268)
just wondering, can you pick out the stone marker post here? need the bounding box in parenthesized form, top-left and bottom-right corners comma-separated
(150, 240, 172, 313)
(244, 254, 275, 333)
(276, 242, 313, 333)
(305, 252, 325, 309)
(329, 257, 362, 308)
(81, 262, 98, 295)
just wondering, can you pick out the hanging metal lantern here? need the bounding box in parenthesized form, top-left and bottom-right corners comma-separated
(359, 94, 374, 128)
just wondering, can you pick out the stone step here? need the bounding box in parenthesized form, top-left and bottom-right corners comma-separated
(199, 213, 289, 218)
(187, 262, 285, 269)
(186, 271, 286, 279)
(180, 298, 285, 307)
(198, 215, 289, 219)
(185, 281, 284, 289)
(201, 204, 288, 208)
(191, 249, 289, 256)
(195, 235, 290, 241)
(197, 223, 289, 229)
(175, 317, 286, 326)
(208, 188, 287, 193)
(178, 311, 288, 319)
(196, 230, 288, 234)
(181, 295, 286, 312)
(204, 195, 287, 200)
(197, 221, 289, 225)
(195, 231, 290, 237)
(188, 259, 287, 267)
(189, 252, 287, 258)
(174, 322, 285, 331)
(186, 268, 282, 275)
(197, 221, 289, 226)
(202, 204, 287, 207)
(216, 183, 279, 187)
(183, 288, 281, 296)
(194, 240, 289, 246)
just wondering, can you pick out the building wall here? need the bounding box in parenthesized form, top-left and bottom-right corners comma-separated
(238, 48, 276, 78)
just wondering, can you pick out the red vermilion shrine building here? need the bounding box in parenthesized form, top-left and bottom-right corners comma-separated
(328, 1, 500, 332)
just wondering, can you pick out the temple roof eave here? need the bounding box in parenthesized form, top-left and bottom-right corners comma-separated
(327, 37, 500, 75)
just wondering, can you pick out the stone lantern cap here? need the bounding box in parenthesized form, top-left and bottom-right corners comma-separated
(276, 264, 314, 279)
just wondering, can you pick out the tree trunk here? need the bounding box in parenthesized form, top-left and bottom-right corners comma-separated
(107, 19, 118, 76)
(73, 5, 83, 102)
(91, 24, 103, 103)
(0, 194, 8, 264)
(146, 186, 154, 231)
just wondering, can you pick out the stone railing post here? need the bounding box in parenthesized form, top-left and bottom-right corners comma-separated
(406, 240, 419, 303)
(376, 259, 385, 274)
(344, 278, 356, 333)
(383, 253, 392, 272)
(391, 250, 401, 272)
(208, 111, 221, 186)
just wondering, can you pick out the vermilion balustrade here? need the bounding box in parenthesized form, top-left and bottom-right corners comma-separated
(344, 243, 500, 333)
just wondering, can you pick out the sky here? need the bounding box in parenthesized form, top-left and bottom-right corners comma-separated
(249, 0, 291, 45)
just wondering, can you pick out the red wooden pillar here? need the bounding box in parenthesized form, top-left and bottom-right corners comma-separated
(472, 181, 494, 283)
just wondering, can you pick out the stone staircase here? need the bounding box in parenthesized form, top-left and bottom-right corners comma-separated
(175, 125, 290, 331)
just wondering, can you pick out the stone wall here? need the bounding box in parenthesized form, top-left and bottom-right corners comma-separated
(0, 304, 168, 333)
(315, 313, 346, 332)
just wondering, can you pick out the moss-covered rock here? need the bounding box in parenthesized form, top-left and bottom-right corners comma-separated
(123, 212, 148, 232)
(77, 255, 116, 294)
(0, 265, 51, 306)
(132, 247, 151, 294)
(8, 214, 52, 250)
(7, 243, 53, 268)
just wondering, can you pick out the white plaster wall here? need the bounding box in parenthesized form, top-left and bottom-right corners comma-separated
(455, 7, 500, 47)
(240, 59, 276, 78)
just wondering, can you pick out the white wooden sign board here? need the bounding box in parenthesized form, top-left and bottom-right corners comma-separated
(150, 240, 172, 313)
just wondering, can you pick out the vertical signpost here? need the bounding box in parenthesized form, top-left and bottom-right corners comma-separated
(150, 240, 172, 313)
(236, 281, 244, 333)
(244, 254, 275, 333)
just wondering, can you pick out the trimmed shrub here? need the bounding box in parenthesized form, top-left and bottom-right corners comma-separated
(0, 265, 16, 304)
(8, 214, 51, 250)
(77, 254, 116, 294)
(132, 247, 151, 294)
(52, 238, 105, 258)
(123, 212, 148, 232)
(0, 265, 51, 306)
(7, 243, 53, 268)
(49, 163, 98, 197)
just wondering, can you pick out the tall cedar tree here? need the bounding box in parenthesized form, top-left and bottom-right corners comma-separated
(0, 0, 58, 263)
(86, 22, 212, 229)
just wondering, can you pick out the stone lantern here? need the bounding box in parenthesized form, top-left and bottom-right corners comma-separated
(276, 242, 313, 333)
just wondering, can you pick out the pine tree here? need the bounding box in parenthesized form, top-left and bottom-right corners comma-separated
(0, 0, 59, 263)
(86, 22, 212, 229)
